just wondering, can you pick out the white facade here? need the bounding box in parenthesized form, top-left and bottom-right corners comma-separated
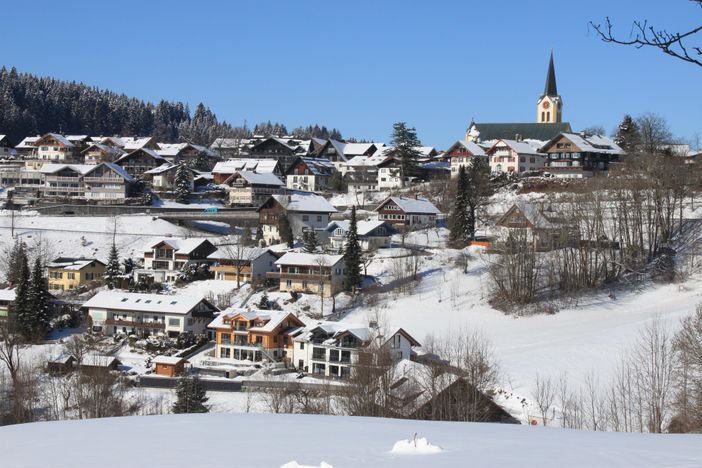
(488, 139, 546, 174)
(377, 166, 402, 190)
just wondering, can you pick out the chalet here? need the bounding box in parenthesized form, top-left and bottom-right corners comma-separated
(38, 164, 92, 198)
(82, 143, 125, 164)
(247, 136, 302, 172)
(207, 246, 277, 284)
(225, 170, 284, 207)
(446, 140, 488, 177)
(84, 291, 218, 338)
(374, 196, 440, 228)
(212, 158, 281, 184)
(156, 143, 218, 169)
(14, 136, 39, 158)
(114, 148, 170, 177)
(47, 258, 106, 292)
(209, 309, 305, 362)
(33, 133, 79, 162)
(376, 155, 404, 190)
(143, 163, 195, 192)
(385, 359, 518, 423)
(0, 135, 15, 159)
(496, 202, 575, 251)
(102, 136, 160, 152)
(327, 140, 379, 170)
(487, 139, 545, 174)
(324, 219, 396, 251)
(539, 133, 624, 178)
(268, 252, 345, 297)
(152, 355, 188, 377)
(291, 323, 420, 378)
(257, 193, 337, 245)
(286, 157, 336, 192)
(83, 162, 135, 201)
(137, 238, 217, 283)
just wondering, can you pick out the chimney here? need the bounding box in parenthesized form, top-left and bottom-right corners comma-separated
(515, 133, 523, 142)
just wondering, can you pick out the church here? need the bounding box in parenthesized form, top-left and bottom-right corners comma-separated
(465, 52, 572, 143)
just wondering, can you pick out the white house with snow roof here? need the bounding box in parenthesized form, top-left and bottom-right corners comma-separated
(31, 133, 79, 166)
(137, 238, 217, 283)
(290, 322, 420, 378)
(83, 291, 218, 338)
(539, 132, 624, 178)
(445, 140, 488, 178)
(212, 158, 282, 184)
(143, 163, 195, 192)
(268, 252, 345, 297)
(83, 162, 135, 200)
(486, 138, 546, 174)
(225, 170, 284, 207)
(286, 156, 336, 192)
(257, 193, 338, 244)
(324, 219, 396, 251)
(374, 196, 440, 228)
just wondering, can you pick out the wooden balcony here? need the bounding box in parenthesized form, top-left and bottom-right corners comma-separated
(266, 271, 333, 281)
(105, 319, 165, 330)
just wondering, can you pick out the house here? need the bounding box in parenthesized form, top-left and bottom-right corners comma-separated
(291, 323, 420, 378)
(486, 139, 546, 174)
(143, 163, 195, 192)
(257, 193, 338, 245)
(446, 140, 488, 177)
(267, 252, 345, 297)
(156, 143, 218, 169)
(496, 202, 575, 251)
(224, 170, 284, 207)
(0, 135, 15, 159)
(207, 246, 277, 284)
(84, 291, 218, 338)
(114, 148, 170, 177)
(152, 355, 188, 377)
(79, 354, 120, 375)
(99, 136, 160, 152)
(136, 238, 217, 283)
(324, 219, 396, 251)
(30, 133, 80, 166)
(539, 132, 624, 178)
(47, 258, 106, 292)
(209, 309, 305, 362)
(247, 136, 303, 172)
(14, 136, 40, 158)
(0, 288, 15, 321)
(83, 162, 135, 201)
(38, 164, 92, 198)
(376, 156, 404, 190)
(47, 354, 77, 374)
(385, 359, 518, 423)
(212, 158, 282, 184)
(286, 157, 336, 192)
(374, 196, 440, 228)
(82, 143, 125, 164)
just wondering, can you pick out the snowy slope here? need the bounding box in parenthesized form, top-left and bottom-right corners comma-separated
(0, 413, 699, 468)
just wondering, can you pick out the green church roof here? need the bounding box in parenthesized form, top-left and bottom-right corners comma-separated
(468, 122, 572, 142)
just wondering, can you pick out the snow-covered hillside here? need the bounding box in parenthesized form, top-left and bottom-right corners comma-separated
(0, 413, 699, 468)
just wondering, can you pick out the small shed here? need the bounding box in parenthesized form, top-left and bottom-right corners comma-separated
(80, 354, 120, 375)
(47, 354, 76, 374)
(153, 355, 188, 377)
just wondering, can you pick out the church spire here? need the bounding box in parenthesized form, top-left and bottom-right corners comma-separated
(543, 50, 558, 97)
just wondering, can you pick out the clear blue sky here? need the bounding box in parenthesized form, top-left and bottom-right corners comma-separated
(4, 0, 701, 147)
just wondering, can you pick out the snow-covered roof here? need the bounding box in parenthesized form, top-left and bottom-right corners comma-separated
(38, 164, 94, 175)
(83, 291, 212, 315)
(544, 133, 624, 155)
(0, 288, 16, 302)
(290, 157, 335, 176)
(47, 258, 104, 270)
(388, 359, 460, 414)
(82, 354, 118, 367)
(148, 238, 212, 255)
(153, 355, 186, 365)
(82, 143, 125, 156)
(15, 136, 40, 148)
(208, 308, 298, 332)
(207, 246, 270, 261)
(327, 220, 391, 236)
(275, 252, 344, 267)
(490, 139, 544, 156)
(84, 162, 135, 182)
(269, 193, 337, 213)
(499, 203, 558, 229)
(36, 133, 75, 148)
(342, 142, 375, 156)
(212, 159, 278, 174)
(375, 196, 440, 215)
(293, 320, 372, 345)
(233, 171, 284, 186)
(121, 137, 155, 150)
(143, 163, 177, 175)
(447, 140, 487, 157)
(156, 143, 190, 157)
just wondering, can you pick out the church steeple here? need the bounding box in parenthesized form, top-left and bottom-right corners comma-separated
(543, 50, 558, 97)
(536, 51, 563, 123)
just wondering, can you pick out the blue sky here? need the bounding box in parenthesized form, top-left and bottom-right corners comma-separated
(4, 0, 701, 147)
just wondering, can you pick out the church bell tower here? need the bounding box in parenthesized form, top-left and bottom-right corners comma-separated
(536, 51, 562, 123)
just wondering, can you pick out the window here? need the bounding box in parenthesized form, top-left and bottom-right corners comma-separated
(300, 342, 304, 350)
(49, 271, 62, 279)
(286, 280, 292, 287)
(85, 272, 94, 280)
(317, 215, 322, 222)
(168, 318, 180, 327)
(67, 272, 75, 280)
(302, 215, 309, 221)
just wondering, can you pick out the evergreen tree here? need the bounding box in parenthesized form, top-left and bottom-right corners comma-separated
(343, 206, 362, 292)
(12, 251, 31, 340)
(303, 230, 318, 253)
(257, 291, 269, 310)
(465, 157, 491, 241)
(241, 226, 254, 247)
(104, 243, 120, 289)
(279, 216, 294, 248)
(172, 376, 209, 413)
(6, 239, 28, 286)
(122, 258, 135, 275)
(614, 114, 641, 153)
(28, 257, 52, 340)
(449, 166, 470, 245)
(390, 122, 423, 187)
(254, 226, 263, 246)
(174, 164, 191, 204)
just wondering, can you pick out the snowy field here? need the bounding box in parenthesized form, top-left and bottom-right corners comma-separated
(0, 413, 700, 468)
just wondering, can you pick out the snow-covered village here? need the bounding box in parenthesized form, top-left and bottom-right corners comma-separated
(1, 2, 702, 467)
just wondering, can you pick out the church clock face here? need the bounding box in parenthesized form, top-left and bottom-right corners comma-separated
(542, 101, 550, 109)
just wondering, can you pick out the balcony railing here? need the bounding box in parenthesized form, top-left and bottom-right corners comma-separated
(267, 272, 333, 281)
(105, 319, 165, 330)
